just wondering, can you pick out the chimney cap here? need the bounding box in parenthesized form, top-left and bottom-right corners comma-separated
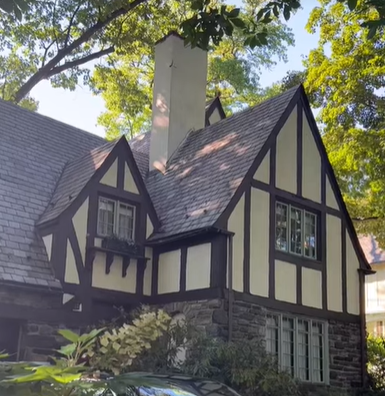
(155, 31, 185, 46)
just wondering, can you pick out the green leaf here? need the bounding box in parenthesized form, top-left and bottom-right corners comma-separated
(347, 0, 358, 11)
(58, 329, 79, 343)
(227, 8, 240, 18)
(367, 25, 377, 39)
(57, 343, 77, 357)
(257, 32, 268, 46)
(190, 0, 202, 11)
(231, 18, 246, 29)
(283, 5, 291, 21)
(249, 35, 260, 49)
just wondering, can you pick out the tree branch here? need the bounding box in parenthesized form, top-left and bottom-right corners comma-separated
(13, 0, 148, 103)
(46, 47, 115, 78)
(352, 216, 382, 222)
(65, 3, 82, 48)
(42, 40, 57, 68)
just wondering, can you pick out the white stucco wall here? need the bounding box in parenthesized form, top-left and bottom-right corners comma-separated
(250, 188, 269, 297)
(100, 159, 118, 187)
(326, 214, 343, 312)
(276, 106, 297, 193)
(158, 249, 181, 294)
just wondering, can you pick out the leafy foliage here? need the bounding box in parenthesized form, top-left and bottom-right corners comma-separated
(0, 307, 303, 396)
(180, 333, 300, 396)
(88, 309, 170, 374)
(304, 0, 385, 246)
(0, 0, 300, 107)
(92, 7, 294, 139)
(367, 335, 385, 390)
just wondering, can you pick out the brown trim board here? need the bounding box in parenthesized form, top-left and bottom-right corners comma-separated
(243, 186, 251, 294)
(180, 247, 187, 292)
(341, 219, 347, 313)
(68, 222, 85, 284)
(210, 233, 227, 288)
(251, 179, 340, 218)
(205, 97, 226, 126)
(117, 154, 125, 190)
(296, 266, 302, 305)
(297, 101, 303, 196)
(268, 139, 276, 299)
(147, 287, 224, 305)
(230, 290, 361, 323)
(151, 252, 159, 295)
(121, 137, 160, 229)
(320, 160, 328, 310)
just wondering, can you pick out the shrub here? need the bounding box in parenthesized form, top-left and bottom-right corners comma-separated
(367, 335, 385, 390)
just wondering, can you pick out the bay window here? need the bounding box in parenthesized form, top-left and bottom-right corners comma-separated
(266, 314, 328, 383)
(97, 197, 135, 240)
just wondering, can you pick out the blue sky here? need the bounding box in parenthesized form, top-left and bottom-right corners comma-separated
(29, 0, 320, 138)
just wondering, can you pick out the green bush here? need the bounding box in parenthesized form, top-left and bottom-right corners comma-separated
(367, 335, 385, 390)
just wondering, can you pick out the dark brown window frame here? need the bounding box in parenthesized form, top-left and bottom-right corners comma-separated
(274, 196, 323, 265)
(96, 193, 140, 241)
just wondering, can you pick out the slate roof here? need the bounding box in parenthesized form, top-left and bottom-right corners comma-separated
(0, 99, 105, 288)
(359, 235, 385, 265)
(38, 141, 117, 224)
(132, 86, 299, 238)
(0, 86, 298, 288)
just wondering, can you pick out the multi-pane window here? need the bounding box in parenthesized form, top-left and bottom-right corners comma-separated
(97, 197, 135, 240)
(266, 314, 328, 383)
(275, 202, 318, 259)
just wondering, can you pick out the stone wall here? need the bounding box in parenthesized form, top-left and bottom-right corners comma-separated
(328, 320, 363, 389)
(162, 298, 229, 338)
(230, 299, 364, 390)
(19, 321, 82, 362)
(161, 297, 364, 391)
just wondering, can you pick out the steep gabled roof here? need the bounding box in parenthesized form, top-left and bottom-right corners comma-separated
(131, 86, 300, 238)
(205, 96, 226, 125)
(38, 141, 117, 225)
(0, 98, 105, 288)
(0, 83, 371, 288)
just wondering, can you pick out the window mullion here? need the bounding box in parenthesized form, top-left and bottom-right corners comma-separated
(287, 205, 291, 254)
(301, 209, 304, 256)
(115, 200, 119, 236)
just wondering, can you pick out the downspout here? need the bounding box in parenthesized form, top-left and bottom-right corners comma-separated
(228, 234, 234, 342)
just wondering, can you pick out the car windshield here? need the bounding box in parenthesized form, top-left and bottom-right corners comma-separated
(102, 375, 241, 396)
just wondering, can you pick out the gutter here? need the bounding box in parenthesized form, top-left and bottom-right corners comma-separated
(0, 280, 63, 294)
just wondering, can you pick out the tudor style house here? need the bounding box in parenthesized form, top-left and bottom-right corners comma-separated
(0, 32, 372, 390)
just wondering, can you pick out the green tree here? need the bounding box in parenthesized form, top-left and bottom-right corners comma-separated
(92, 12, 294, 139)
(303, 0, 385, 245)
(0, 0, 303, 107)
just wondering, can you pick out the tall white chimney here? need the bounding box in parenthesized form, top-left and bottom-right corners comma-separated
(149, 32, 208, 171)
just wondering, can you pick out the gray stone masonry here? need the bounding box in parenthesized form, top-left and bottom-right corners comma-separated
(161, 297, 364, 391)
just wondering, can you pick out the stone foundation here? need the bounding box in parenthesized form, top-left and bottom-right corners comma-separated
(19, 321, 81, 361)
(161, 297, 364, 391)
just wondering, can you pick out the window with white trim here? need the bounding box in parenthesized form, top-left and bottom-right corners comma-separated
(97, 197, 135, 240)
(275, 201, 318, 259)
(266, 314, 328, 383)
